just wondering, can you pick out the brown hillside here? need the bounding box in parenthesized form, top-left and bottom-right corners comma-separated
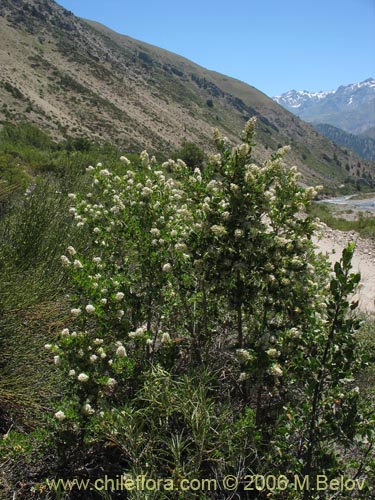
(0, 0, 374, 189)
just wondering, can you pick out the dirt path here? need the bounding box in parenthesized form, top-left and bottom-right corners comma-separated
(313, 228, 375, 313)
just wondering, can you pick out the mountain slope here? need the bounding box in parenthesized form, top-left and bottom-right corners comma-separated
(361, 126, 375, 141)
(273, 79, 375, 136)
(314, 123, 375, 162)
(0, 0, 374, 189)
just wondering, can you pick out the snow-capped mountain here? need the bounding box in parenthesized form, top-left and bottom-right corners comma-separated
(273, 89, 335, 109)
(273, 78, 375, 136)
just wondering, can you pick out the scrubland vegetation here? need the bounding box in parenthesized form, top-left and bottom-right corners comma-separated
(0, 121, 374, 499)
(308, 202, 375, 241)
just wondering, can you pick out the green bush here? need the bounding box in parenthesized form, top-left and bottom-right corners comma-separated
(172, 141, 205, 170)
(0, 122, 55, 150)
(1, 121, 374, 499)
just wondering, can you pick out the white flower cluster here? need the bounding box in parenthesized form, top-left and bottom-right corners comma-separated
(236, 349, 253, 362)
(211, 225, 227, 237)
(129, 326, 147, 339)
(268, 364, 283, 377)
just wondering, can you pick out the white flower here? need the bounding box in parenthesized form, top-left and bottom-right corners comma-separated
(68, 369, 76, 376)
(269, 364, 283, 377)
(67, 246, 76, 256)
(54, 355, 61, 366)
(207, 179, 218, 190)
(243, 117, 257, 137)
(150, 228, 160, 236)
(106, 378, 117, 390)
(175, 243, 188, 252)
(101, 298, 107, 305)
(86, 304, 95, 314)
(288, 328, 301, 339)
(44, 344, 52, 350)
(236, 349, 253, 362)
(161, 332, 171, 343)
(100, 169, 111, 177)
(266, 348, 279, 358)
(116, 345, 127, 357)
(239, 372, 248, 382)
(234, 229, 243, 239)
(83, 403, 95, 415)
(305, 186, 317, 198)
(209, 153, 221, 166)
(213, 128, 222, 142)
(211, 225, 227, 237)
(175, 159, 186, 169)
(94, 338, 103, 345)
(93, 257, 101, 264)
(90, 354, 98, 363)
(239, 143, 250, 157)
(73, 259, 83, 269)
(115, 292, 124, 301)
(60, 255, 70, 267)
(61, 328, 70, 337)
(120, 156, 131, 165)
(55, 410, 66, 421)
(86, 165, 94, 172)
(275, 236, 289, 246)
(77, 373, 89, 383)
(68, 193, 76, 200)
(129, 327, 145, 339)
(141, 186, 153, 197)
(162, 263, 172, 273)
(117, 309, 124, 319)
(140, 150, 149, 166)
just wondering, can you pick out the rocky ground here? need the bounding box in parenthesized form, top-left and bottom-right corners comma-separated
(313, 228, 375, 313)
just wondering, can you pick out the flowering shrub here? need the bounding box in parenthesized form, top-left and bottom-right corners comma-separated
(46, 120, 374, 498)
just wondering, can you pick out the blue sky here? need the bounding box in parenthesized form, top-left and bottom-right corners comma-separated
(56, 0, 374, 97)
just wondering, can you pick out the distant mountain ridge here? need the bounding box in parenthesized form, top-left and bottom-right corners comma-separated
(314, 123, 375, 162)
(0, 0, 374, 190)
(273, 79, 375, 136)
